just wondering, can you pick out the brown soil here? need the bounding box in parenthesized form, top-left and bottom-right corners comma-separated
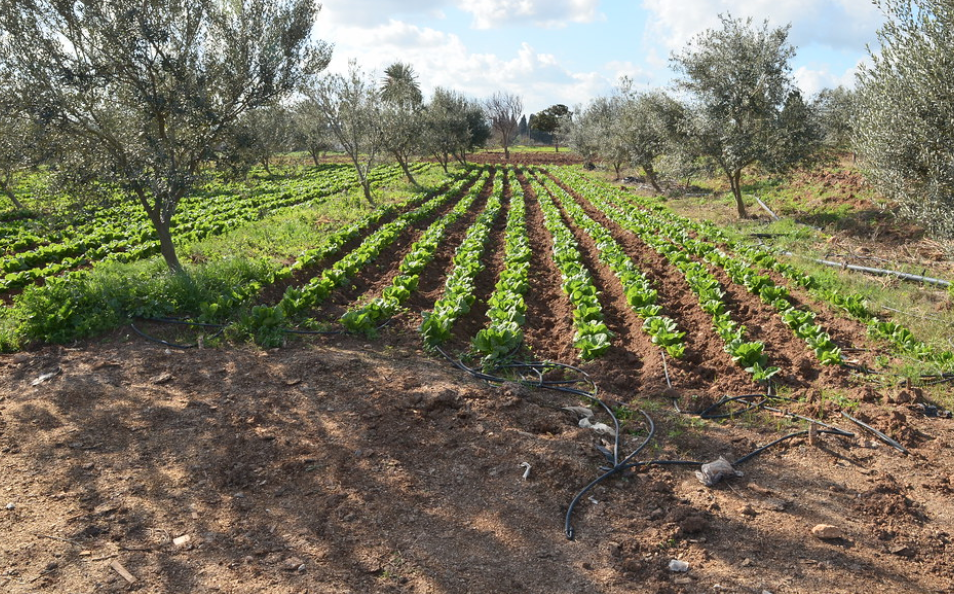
(468, 150, 583, 167)
(3, 336, 954, 594)
(3, 161, 954, 593)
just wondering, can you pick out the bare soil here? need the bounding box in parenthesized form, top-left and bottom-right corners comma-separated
(2, 162, 954, 594)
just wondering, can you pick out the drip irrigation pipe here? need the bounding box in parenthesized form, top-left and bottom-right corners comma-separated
(281, 327, 346, 336)
(675, 393, 855, 439)
(433, 347, 862, 540)
(841, 362, 880, 375)
(130, 317, 226, 349)
(142, 317, 226, 329)
(673, 393, 777, 420)
(840, 411, 910, 455)
(661, 352, 672, 389)
(434, 346, 618, 458)
(921, 374, 954, 386)
(782, 251, 951, 288)
(564, 410, 655, 540)
(883, 306, 953, 324)
(762, 405, 854, 435)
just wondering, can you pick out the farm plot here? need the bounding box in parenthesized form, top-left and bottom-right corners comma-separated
(0, 163, 426, 297)
(240, 163, 951, 403)
(4, 163, 954, 594)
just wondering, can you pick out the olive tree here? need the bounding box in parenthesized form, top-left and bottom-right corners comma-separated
(307, 62, 383, 206)
(671, 14, 817, 218)
(814, 86, 857, 155)
(0, 0, 330, 272)
(292, 98, 336, 167)
(618, 90, 684, 192)
(0, 97, 32, 210)
(242, 105, 294, 176)
(855, 0, 954, 238)
(565, 95, 630, 178)
(424, 88, 489, 171)
(484, 92, 523, 160)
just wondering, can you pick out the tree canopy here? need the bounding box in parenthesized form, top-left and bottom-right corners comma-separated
(0, 0, 330, 271)
(855, 0, 954, 239)
(307, 62, 384, 206)
(530, 104, 571, 150)
(671, 14, 817, 218)
(424, 88, 489, 171)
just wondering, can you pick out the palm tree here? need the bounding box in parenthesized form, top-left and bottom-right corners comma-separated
(381, 62, 423, 106)
(380, 62, 424, 184)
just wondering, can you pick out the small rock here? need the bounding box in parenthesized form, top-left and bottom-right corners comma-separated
(150, 372, 173, 384)
(888, 544, 914, 557)
(668, 559, 690, 572)
(5, 502, 14, 511)
(812, 524, 844, 540)
(696, 456, 743, 487)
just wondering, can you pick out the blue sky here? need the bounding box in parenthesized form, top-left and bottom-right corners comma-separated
(313, 0, 886, 114)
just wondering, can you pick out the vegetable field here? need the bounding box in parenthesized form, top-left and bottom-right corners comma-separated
(3, 162, 954, 594)
(216, 164, 950, 400)
(0, 163, 425, 297)
(3, 161, 952, 395)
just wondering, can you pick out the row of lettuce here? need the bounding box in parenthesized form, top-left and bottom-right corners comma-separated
(0, 164, 422, 294)
(3, 162, 950, 383)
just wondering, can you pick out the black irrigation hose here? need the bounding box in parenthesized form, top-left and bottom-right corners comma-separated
(564, 410, 654, 540)
(281, 327, 346, 336)
(841, 362, 881, 375)
(921, 374, 954, 386)
(432, 347, 862, 540)
(433, 346, 619, 460)
(762, 405, 853, 435)
(840, 411, 910, 455)
(143, 316, 226, 329)
(673, 393, 776, 420)
(130, 317, 226, 349)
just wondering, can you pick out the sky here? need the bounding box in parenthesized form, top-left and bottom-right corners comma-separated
(313, 0, 886, 115)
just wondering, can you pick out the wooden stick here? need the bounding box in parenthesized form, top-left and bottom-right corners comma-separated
(110, 560, 137, 584)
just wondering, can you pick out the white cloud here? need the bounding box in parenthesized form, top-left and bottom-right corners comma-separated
(794, 58, 867, 96)
(319, 0, 448, 27)
(601, 61, 656, 91)
(318, 18, 615, 113)
(457, 0, 602, 29)
(640, 0, 882, 55)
